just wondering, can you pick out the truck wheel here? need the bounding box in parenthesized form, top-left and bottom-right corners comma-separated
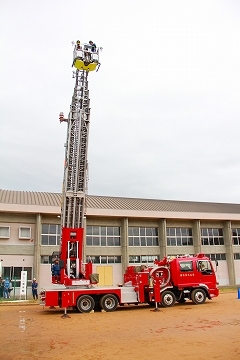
(100, 294, 118, 312)
(76, 295, 95, 313)
(191, 288, 206, 305)
(161, 291, 176, 307)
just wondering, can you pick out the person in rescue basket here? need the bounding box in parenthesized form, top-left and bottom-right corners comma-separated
(32, 278, 38, 300)
(89, 40, 96, 52)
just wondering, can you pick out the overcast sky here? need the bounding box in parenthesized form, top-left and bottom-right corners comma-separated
(1, 0, 240, 204)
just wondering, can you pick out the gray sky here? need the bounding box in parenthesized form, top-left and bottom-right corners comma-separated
(1, 0, 240, 203)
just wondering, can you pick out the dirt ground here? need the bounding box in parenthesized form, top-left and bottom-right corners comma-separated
(0, 291, 239, 360)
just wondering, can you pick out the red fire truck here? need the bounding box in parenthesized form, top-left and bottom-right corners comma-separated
(40, 41, 219, 314)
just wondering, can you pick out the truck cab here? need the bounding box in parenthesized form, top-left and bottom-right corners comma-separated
(169, 254, 219, 303)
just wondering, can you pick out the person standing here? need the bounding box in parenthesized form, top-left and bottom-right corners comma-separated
(3, 277, 10, 299)
(89, 40, 96, 52)
(8, 279, 13, 298)
(51, 258, 60, 283)
(31, 278, 38, 300)
(0, 277, 4, 298)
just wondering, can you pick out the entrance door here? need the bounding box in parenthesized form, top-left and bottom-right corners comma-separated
(97, 266, 113, 286)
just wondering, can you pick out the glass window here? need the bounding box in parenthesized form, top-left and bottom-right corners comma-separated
(107, 227, 113, 236)
(101, 256, 107, 264)
(19, 227, 31, 239)
(92, 237, 100, 246)
(128, 227, 158, 246)
(86, 237, 92, 246)
(0, 226, 10, 238)
(86, 226, 121, 247)
(87, 255, 121, 264)
(92, 226, 100, 235)
(232, 228, 240, 245)
(41, 224, 60, 246)
(205, 253, 226, 261)
(101, 227, 106, 235)
(134, 237, 140, 246)
(180, 261, 193, 271)
(129, 237, 133, 246)
(166, 228, 193, 247)
(101, 237, 107, 246)
(107, 237, 114, 246)
(129, 255, 141, 263)
(129, 255, 160, 264)
(41, 256, 52, 264)
(201, 228, 224, 246)
(108, 256, 115, 264)
(2, 267, 32, 287)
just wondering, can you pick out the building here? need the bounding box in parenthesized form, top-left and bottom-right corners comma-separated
(1, 189, 240, 294)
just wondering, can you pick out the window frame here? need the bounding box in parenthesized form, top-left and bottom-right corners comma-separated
(41, 224, 60, 246)
(201, 228, 224, 246)
(128, 227, 159, 247)
(87, 255, 122, 264)
(166, 227, 193, 247)
(129, 255, 160, 264)
(0, 226, 10, 239)
(86, 226, 121, 247)
(19, 226, 31, 240)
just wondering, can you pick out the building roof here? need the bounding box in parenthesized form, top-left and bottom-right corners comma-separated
(1, 189, 240, 220)
(0, 189, 61, 206)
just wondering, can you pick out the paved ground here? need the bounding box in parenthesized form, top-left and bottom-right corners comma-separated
(0, 291, 240, 360)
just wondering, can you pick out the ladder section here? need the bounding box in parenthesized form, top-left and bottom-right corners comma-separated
(61, 70, 90, 229)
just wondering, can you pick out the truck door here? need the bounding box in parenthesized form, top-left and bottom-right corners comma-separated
(197, 260, 215, 287)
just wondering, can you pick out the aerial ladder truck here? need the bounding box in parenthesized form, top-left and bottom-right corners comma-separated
(40, 41, 219, 314)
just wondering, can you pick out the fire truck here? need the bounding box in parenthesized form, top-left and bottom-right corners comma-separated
(40, 41, 219, 314)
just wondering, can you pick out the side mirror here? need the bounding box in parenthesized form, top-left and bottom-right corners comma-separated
(215, 260, 219, 267)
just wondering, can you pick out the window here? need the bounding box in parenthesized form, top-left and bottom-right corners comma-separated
(201, 228, 224, 246)
(128, 227, 158, 246)
(166, 227, 193, 246)
(232, 228, 240, 245)
(41, 224, 60, 246)
(197, 260, 212, 273)
(41, 256, 53, 264)
(129, 255, 160, 264)
(86, 226, 121, 246)
(87, 255, 121, 264)
(19, 227, 31, 239)
(205, 253, 226, 261)
(0, 226, 10, 238)
(179, 261, 193, 271)
(1, 267, 32, 287)
(234, 253, 240, 260)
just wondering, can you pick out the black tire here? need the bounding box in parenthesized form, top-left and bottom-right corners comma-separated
(161, 291, 176, 307)
(100, 294, 118, 312)
(76, 295, 95, 313)
(191, 288, 206, 305)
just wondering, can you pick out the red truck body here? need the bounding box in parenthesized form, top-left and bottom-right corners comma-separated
(41, 253, 219, 312)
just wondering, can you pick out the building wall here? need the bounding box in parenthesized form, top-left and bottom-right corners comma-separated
(1, 211, 240, 290)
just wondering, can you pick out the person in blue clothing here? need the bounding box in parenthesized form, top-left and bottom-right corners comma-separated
(31, 278, 38, 300)
(89, 40, 96, 52)
(52, 259, 60, 276)
(3, 277, 10, 299)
